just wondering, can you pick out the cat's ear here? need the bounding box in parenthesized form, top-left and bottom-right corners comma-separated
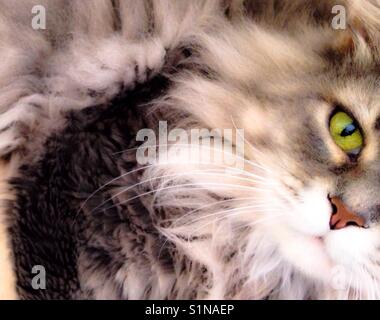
(333, 16, 370, 51)
(327, 17, 373, 63)
(329, 0, 380, 61)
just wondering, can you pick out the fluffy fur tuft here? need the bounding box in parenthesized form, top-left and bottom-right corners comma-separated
(3, 0, 380, 299)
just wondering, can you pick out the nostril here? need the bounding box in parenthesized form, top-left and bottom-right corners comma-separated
(331, 203, 338, 215)
(345, 221, 360, 227)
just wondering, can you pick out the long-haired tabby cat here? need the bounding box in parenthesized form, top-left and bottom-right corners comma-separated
(1, 0, 380, 299)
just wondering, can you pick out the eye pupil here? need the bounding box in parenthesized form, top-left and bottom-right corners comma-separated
(329, 111, 364, 153)
(340, 123, 357, 137)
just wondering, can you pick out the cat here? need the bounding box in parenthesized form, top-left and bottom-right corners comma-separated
(2, 0, 380, 299)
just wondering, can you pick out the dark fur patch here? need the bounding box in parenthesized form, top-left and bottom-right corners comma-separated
(8, 75, 171, 299)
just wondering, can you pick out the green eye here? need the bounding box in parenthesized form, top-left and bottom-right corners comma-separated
(329, 111, 363, 153)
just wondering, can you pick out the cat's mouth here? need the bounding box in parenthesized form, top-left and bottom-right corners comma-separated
(299, 225, 379, 291)
(273, 213, 378, 290)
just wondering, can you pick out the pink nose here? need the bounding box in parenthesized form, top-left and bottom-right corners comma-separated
(329, 197, 365, 230)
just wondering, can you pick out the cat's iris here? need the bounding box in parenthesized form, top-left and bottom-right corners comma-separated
(329, 111, 363, 153)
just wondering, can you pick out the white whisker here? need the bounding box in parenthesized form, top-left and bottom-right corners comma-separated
(170, 203, 282, 230)
(88, 168, 272, 215)
(98, 182, 272, 214)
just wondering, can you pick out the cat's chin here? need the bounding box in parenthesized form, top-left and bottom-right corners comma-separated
(324, 226, 378, 271)
(322, 227, 380, 296)
(271, 222, 380, 291)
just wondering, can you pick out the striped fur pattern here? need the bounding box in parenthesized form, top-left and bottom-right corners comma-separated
(2, 0, 380, 299)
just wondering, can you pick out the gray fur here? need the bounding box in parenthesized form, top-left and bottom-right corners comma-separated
(4, 0, 380, 300)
